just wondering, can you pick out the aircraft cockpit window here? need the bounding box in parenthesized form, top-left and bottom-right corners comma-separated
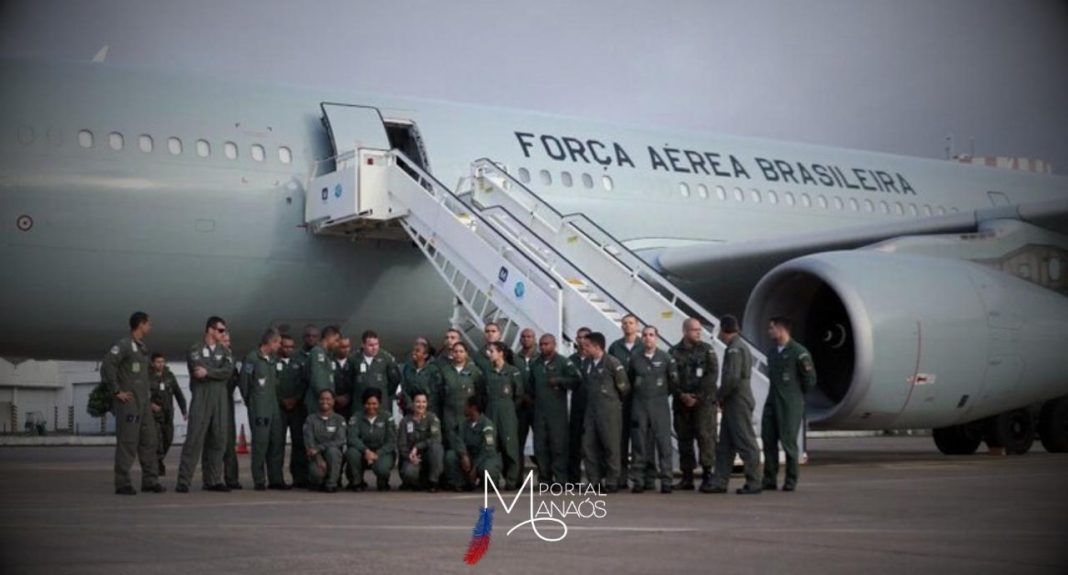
(517, 168, 531, 183)
(251, 144, 265, 162)
(138, 135, 153, 153)
(278, 147, 292, 164)
(196, 139, 211, 158)
(108, 132, 124, 151)
(539, 170, 552, 186)
(167, 137, 182, 155)
(224, 141, 238, 160)
(561, 172, 574, 188)
(78, 130, 93, 148)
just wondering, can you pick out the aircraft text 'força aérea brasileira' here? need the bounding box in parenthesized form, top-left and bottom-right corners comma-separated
(514, 132, 917, 195)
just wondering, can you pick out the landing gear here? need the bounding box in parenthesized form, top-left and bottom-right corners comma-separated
(1038, 397, 1068, 453)
(983, 408, 1034, 455)
(932, 422, 982, 455)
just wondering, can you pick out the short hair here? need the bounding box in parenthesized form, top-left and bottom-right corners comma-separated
(150, 352, 164, 361)
(622, 314, 638, 322)
(321, 325, 341, 339)
(361, 387, 382, 403)
(280, 333, 295, 343)
(465, 395, 484, 412)
(129, 311, 149, 331)
(720, 315, 740, 334)
(260, 327, 281, 346)
(446, 328, 462, 338)
(318, 388, 336, 400)
(769, 316, 793, 332)
(586, 332, 606, 350)
(488, 341, 507, 355)
(484, 322, 500, 330)
(361, 330, 379, 343)
(539, 333, 556, 343)
(303, 324, 320, 335)
(205, 316, 225, 332)
(576, 326, 591, 338)
(683, 317, 702, 330)
(641, 326, 658, 336)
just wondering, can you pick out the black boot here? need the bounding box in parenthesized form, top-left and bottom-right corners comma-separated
(698, 468, 716, 493)
(675, 472, 695, 491)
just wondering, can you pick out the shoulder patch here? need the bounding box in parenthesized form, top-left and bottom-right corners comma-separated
(110, 345, 120, 355)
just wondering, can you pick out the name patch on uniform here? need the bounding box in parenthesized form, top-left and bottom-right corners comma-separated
(131, 363, 141, 373)
(696, 368, 704, 377)
(159, 383, 166, 390)
(407, 422, 415, 433)
(360, 363, 368, 373)
(110, 346, 120, 355)
(326, 426, 337, 432)
(257, 378, 266, 387)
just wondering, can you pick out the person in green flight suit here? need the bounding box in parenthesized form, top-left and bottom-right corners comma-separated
(440, 341, 485, 455)
(332, 337, 356, 420)
(276, 334, 307, 488)
(176, 316, 235, 493)
(567, 327, 591, 484)
(763, 316, 817, 492)
(400, 340, 443, 418)
(215, 329, 241, 490)
(444, 396, 502, 491)
(530, 333, 580, 486)
(101, 311, 164, 495)
(304, 389, 347, 493)
(607, 314, 641, 489)
(582, 332, 631, 493)
(303, 325, 340, 416)
(398, 390, 445, 492)
(484, 342, 524, 489)
(512, 328, 538, 479)
(345, 387, 397, 491)
(238, 328, 287, 491)
(628, 326, 679, 494)
(148, 352, 186, 477)
(706, 315, 762, 495)
(669, 317, 719, 492)
(353, 330, 402, 419)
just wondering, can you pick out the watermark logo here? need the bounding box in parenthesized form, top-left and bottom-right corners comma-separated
(463, 471, 607, 564)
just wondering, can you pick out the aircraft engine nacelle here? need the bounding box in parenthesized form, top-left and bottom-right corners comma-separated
(743, 251, 1068, 430)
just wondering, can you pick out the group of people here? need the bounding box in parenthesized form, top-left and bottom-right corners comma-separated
(101, 310, 817, 496)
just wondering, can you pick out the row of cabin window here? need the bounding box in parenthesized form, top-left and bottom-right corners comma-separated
(516, 166, 957, 218)
(76, 129, 292, 164)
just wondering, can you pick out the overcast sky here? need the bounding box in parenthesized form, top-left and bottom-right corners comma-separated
(2, 0, 1066, 173)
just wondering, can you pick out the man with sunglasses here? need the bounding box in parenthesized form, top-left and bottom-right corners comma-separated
(176, 316, 236, 493)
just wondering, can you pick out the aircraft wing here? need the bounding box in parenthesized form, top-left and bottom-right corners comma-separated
(648, 198, 1068, 315)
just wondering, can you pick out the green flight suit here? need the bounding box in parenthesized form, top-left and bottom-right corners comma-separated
(711, 336, 761, 490)
(238, 349, 286, 488)
(628, 348, 679, 486)
(303, 344, 336, 415)
(670, 339, 719, 481)
(484, 363, 524, 487)
(567, 351, 588, 483)
(763, 339, 816, 489)
(211, 365, 240, 487)
(440, 362, 484, 452)
(397, 412, 445, 487)
(333, 356, 357, 420)
(177, 342, 234, 490)
(512, 350, 538, 478)
(445, 414, 502, 489)
(582, 354, 631, 488)
(608, 338, 639, 487)
(531, 353, 580, 484)
(304, 411, 347, 489)
(149, 366, 186, 476)
(345, 413, 397, 488)
(101, 337, 161, 491)
(277, 354, 309, 486)
(400, 360, 443, 418)
(354, 351, 402, 417)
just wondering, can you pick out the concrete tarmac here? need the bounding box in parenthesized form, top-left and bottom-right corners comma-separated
(0, 437, 1065, 574)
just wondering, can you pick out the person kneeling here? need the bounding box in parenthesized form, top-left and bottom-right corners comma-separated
(304, 389, 347, 493)
(444, 396, 501, 492)
(398, 391, 445, 492)
(345, 387, 397, 491)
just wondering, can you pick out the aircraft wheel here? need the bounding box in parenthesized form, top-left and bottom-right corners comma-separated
(932, 423, 981, 455)
(1038, 397, 1068, 453)
(984, 409, 1034, 455)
